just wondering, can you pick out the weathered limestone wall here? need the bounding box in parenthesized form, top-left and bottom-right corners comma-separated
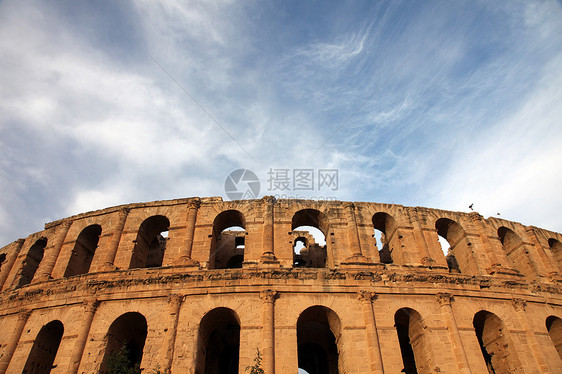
(0, 196, 562, 373)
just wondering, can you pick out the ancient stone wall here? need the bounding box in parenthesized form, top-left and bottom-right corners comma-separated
(0, 196, 562, 373)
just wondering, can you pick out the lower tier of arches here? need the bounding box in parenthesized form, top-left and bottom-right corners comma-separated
(1, 286, 562, 373)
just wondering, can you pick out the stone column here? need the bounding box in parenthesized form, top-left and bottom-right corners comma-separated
(469, 213, 514, 274)
(261, 197, 275, 257)
(407, 208, 436, 266)
(357, 291, 384, 373)
(68, 299, 99, 374)
(179, 200, 200, 265)
(162, 294, 182, 371)
(0, 239, 24, 290)
(103, 208, 130, 270)
(37, 220, 72, 282)
(260, 290, 278, 374)
(435, 293, 472, 374)
(347, 203, 363, 257)
(526, 227, 561, 275)
(512, 298, 553, 373)
(0, 309, 31, 374)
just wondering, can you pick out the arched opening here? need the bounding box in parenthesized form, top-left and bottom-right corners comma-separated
(394, 308, 433, 374)
(497, 227, 533, 278)
(293, 236, 310, 267)
(23, 320, 64, 373)
(372, 212, 397, 264)
(297, 306, 341, 374)
(0, 253, 6, 271)
(101, 312, 148, 373)
(210, 210, 246, 269)
(196, 308, 240, 374)
(64, 224, 101, 277)
(16, 238, 47, 287)
(130, 215, 170, 269)
(546, 316, 562, 360)
(435, 218, 476, 275)
(292, 209, 329, 268)
(473, 310, 520, 373)
(548, 239, 562, 270)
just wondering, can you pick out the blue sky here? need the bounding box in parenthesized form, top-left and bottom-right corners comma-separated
(1, 0, 562, 246)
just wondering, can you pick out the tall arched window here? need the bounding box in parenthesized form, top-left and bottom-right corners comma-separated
(435, 218, 475, 275)
(16, 238, 47, 287)
(497, 227, 534, 278)
(130, 215, 170, 269)
(23, 320, 64, 373)
(196, 308, 240, 374)
(297, 306, 341, 374)
(394, 308, 433, 374)
(546, 316, 562, 360)
(210, 210, 246, 269)
(292, 209, 329, 268)
(372, 212, 398, 264)
(473, 310, 521, 373)
(64, 224, 101, 277)
(101, 312, 148, 373)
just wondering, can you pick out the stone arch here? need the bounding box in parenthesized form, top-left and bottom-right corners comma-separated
(101, 312, 148, 373)
(473, 310, 521, 373)
(64, 224, 102, 277)
(23, 320, 64, 373)
(394, 307, 434, 374)
(497, 227, 534, 278)
(372, 212, 398, 264)
(130, 215, 170, 269)
(196, 307, 241, 374)
(548, 238, 562, 270)
(292, 209, 329, 268)
(435, 218, 476, 275)
(210, 210, 246, 269)
(16, 237, 47, 287)
(297, 305, 342, 374)
(546, 315, 562, 360)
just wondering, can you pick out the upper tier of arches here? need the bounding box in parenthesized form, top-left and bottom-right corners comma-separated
(0, 197, 561, 290)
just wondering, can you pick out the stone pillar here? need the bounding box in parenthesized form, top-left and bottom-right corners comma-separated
(0, 310, 31, 374)
(262, 197, 275, 253)
(179, 200, 201, 265)
(347, 203, 362, 257)
(162, 294, 182, 371)
(260, 197, 278, 263)
(512, 298, 553, 373)
(357, 291, 384, 373)
(260, 290, 278, 374)
(0, 239, 24, 290)
(435, 293, 472, 374)
(103, 208, 130, 270)
(469, 213, 514, 274)
(68, 299, 99, 374)
(526, 227, 561, 275)
(407, 208, 438, 266)
(36, 220, 72, 282)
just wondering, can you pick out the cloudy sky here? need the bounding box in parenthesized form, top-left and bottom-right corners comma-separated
(1, 0, 561, 246)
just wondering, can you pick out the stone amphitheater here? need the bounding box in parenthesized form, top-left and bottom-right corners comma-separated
(0, 196, 562, 374)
